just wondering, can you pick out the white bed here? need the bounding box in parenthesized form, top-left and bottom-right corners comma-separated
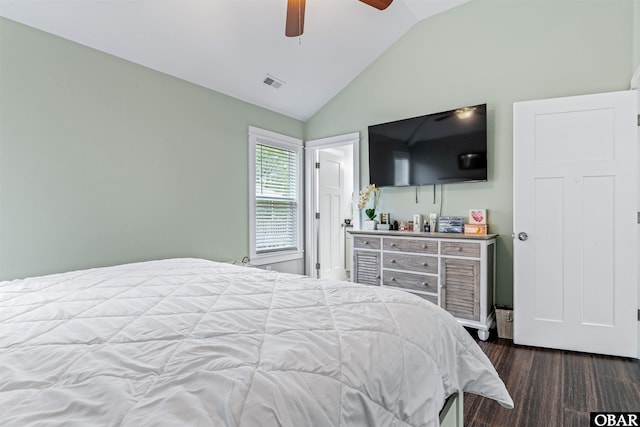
(0, 258, 513, 426)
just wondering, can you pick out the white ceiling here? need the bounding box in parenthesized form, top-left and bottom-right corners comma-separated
(0, 0, 470, 121)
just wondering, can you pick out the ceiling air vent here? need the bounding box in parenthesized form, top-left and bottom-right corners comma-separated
(263, 75, 285, 89)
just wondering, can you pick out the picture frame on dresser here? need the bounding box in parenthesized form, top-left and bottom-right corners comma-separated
(348, 229, 496, 341)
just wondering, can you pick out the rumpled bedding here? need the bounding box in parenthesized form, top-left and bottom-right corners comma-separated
(0, 258, 513, 426)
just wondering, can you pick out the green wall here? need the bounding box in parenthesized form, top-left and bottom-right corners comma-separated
(305, 0, 635, 306)
(0, 17, 304, 280)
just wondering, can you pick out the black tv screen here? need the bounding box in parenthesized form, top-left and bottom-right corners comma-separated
(368, 104, 487, 187)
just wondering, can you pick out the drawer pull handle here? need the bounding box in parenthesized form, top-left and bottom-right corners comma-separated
(390, 243, 397, 247)
(422, 262, 428, 267)
(456, 247, 462, 251)
(422, 245, 427, 249)
(421, 282, 428, 287)
(390, 277, 396, 281)
(364, 241, 369, 245)
(390, 259, 396, 263)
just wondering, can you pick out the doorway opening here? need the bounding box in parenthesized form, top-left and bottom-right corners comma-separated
(305, 133, 360, 279)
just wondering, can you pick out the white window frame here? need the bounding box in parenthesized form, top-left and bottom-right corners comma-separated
(249, 126, 303, 265)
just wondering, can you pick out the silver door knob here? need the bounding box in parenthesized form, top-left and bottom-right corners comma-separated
(517, 232, 528, 241)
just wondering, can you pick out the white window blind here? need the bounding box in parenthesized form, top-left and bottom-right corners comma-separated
(255, 143, 298, 253)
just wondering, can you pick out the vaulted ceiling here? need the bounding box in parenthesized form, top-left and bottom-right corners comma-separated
(0, 0, 470, 121)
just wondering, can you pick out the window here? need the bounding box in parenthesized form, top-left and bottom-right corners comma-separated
(249, 126, 303, 264)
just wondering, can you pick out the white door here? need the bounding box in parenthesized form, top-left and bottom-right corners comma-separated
(304, 133, 359, 279)
(514, 90, 638, 358)
(318, 150, 346, 280)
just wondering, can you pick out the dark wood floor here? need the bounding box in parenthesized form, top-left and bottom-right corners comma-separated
(464, 331, 640, 427)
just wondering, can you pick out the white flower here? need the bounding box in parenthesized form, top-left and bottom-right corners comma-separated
(357, 184, 381, 219)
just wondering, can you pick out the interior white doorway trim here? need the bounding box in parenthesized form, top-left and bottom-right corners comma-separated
(305, 133, 360, 278)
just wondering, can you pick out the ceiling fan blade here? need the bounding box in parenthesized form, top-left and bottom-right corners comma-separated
(286, 0, 306, 37)
(358, 0, 393, 10)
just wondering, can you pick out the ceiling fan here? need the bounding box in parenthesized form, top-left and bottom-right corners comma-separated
(286, 0, 394, 37)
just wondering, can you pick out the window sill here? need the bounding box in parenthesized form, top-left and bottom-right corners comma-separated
(250, 250, 304, 266)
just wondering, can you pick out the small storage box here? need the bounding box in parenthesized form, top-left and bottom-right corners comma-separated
(495, 307, 514, 339)
(437, 216, 465, 233)
(464, 224, 488, 235)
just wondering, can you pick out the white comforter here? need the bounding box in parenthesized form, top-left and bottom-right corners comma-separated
(0, 258, 513, 426)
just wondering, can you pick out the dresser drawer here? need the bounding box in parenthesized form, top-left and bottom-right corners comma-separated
(383, 238, 437, 254)
(353, 236, 381, 250)
(383, 253, 438, 274)
(411, 292, 438, 305)
(383, 270, 438, 294)
(441, 241, 481, 258)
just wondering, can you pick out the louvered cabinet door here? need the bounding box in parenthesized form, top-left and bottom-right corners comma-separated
(353, 250, 381, 286)
(441, 257, 480, 321)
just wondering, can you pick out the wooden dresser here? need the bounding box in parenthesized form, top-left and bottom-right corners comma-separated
(349, 230, 497, 340)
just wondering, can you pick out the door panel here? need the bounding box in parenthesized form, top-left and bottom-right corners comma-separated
(514, 90, 638, 358)
(582, 175, 615, 326)
(534, 108, 615, 162)
(354, 250, 380, 286)
(533, 177, 564, 322)
(319, 150, 346, 280)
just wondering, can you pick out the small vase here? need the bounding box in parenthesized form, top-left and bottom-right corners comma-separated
(363, 219, 378, 230)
